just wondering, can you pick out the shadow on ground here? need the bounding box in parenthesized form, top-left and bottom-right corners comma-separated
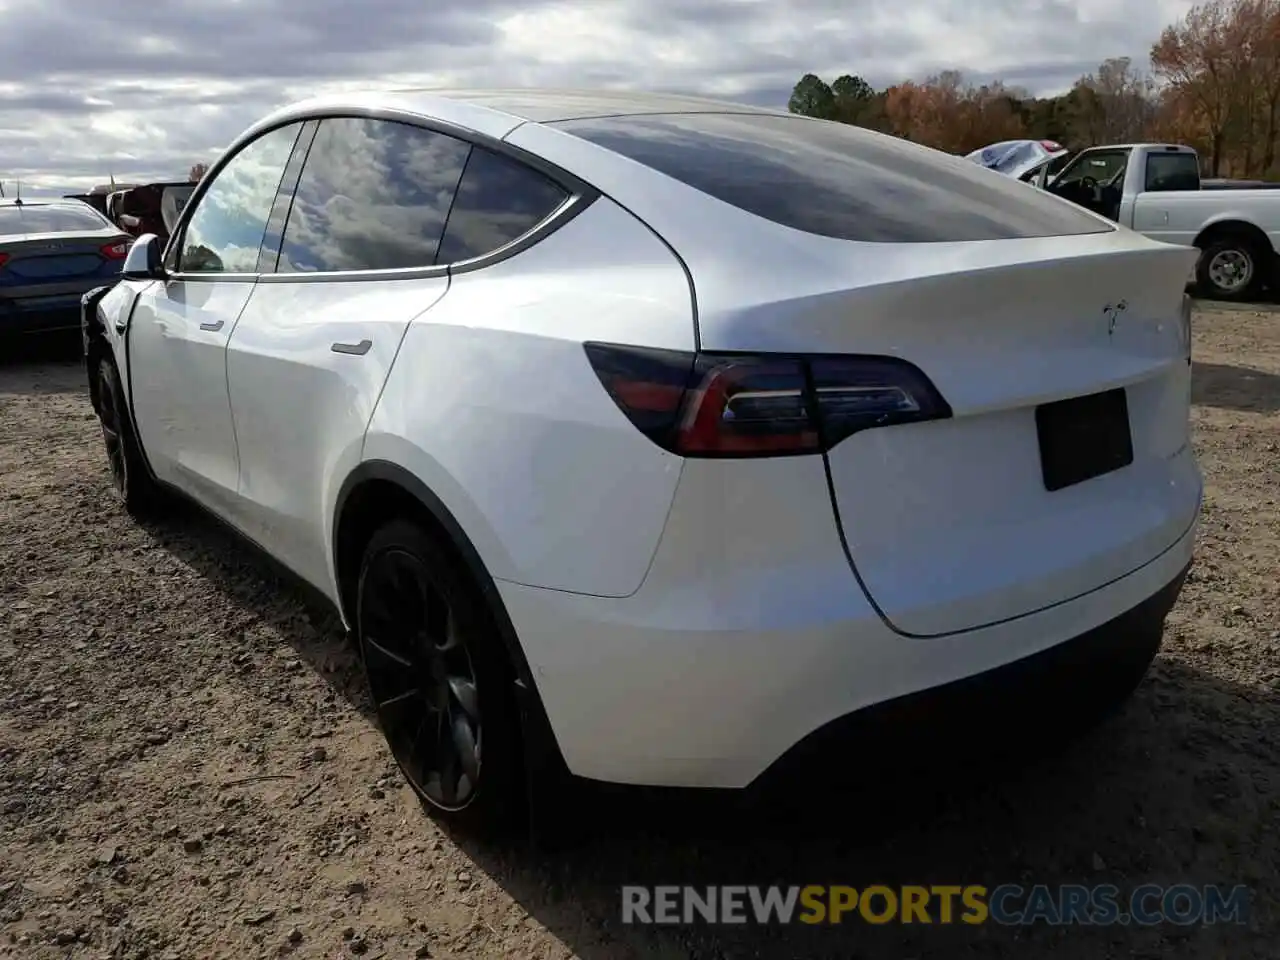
(142, 502, 1276, 959)
(1192, 361, 1280, 414)
(0, 332, 84, 395)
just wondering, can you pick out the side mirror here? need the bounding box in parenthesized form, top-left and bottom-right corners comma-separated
(121, 233, 165, 281)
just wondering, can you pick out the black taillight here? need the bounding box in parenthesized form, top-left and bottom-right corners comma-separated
(584, 342, 951, 458)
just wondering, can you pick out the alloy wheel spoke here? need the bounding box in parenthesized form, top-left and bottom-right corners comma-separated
(363, 634, 413, 670)
(436, 738, 459, 806)
(435, 610, 462, 655)
(401, 714, 432, 782)
(447, 676, 478, 719)
(376, 687, 420, 712)
(451, 714, 481, 785)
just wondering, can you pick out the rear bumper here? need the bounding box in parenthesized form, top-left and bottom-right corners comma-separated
(499, 515, 1197, 790)
(754, 558, 1188, 794)
(3, 282, 115, 335)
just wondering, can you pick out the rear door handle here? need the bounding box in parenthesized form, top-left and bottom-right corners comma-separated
(199, 319, 224, 332)
(331, 339, 372, 356)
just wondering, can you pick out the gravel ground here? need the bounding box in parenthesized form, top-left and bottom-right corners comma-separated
(1, 303, 1277, 960)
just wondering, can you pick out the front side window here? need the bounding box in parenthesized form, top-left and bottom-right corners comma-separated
(436, 147, 569, 264)
(1054, 150, 1131, 188)
(178, 123, 303, 274)
(277, 118, 470, 273)
(554, 113, 1113, 242)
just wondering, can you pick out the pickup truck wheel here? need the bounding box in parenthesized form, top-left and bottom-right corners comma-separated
(1197, 236, 1261, 301)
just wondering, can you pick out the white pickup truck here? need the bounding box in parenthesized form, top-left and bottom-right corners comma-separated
(1017, 143, 1280, 300)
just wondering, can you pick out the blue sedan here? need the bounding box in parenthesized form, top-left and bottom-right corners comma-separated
(1, 199, 133, 337)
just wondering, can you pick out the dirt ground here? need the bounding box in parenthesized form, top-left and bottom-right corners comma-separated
(1, 303, 1277, 960)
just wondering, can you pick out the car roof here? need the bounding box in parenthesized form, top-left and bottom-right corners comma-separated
(0, 198, 79, 207)
(247, 86, 789, 145)
(390, 88, 783, 122)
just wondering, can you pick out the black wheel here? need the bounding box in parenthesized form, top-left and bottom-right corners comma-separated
(356, 518, 521, 835)
(1197, 236, 1262, 301)
(95, 354, 165, 517)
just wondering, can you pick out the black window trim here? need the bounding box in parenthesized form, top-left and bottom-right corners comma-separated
(255, 108, 598, 285)
(257, 119, 321, 274)
(160, 106, 598, 285)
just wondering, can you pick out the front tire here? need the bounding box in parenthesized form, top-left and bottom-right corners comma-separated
(356, 518, 522, 837)
(1197, 236, 1263, 301)
(95, 354, 165, 517)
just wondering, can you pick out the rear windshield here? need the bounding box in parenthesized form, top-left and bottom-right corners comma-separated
(0, 203, 110, 236)
(1144, 152, 1201, 192)
(553, 113, 1113, 243)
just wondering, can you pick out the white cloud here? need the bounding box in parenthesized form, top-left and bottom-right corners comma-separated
(0, 0, 1197, 196)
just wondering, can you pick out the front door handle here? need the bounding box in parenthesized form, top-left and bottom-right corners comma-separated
(331, 339, 372, 356)
(199, 319, 224, 332)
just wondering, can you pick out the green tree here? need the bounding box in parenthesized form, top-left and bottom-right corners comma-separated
(831, 74, 879, 125)
(788, 73, 836, 118)
(832, 74, 873, 103)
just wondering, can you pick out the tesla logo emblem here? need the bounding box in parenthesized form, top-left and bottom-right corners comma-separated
(1103, 299, 1128, 337)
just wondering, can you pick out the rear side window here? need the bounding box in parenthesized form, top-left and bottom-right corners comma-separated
(0, 204, 109, 236)
(278, 117, 471, 273)
(436, 147, 569, 264)
(554, 113, 1112, 242)
(1144, 152, 1200, 192)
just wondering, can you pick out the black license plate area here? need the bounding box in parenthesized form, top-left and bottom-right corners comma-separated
(1035, 388, 1134, 492)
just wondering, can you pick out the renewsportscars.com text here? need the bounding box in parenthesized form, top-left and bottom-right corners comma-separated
(621, 884, 1250, 926)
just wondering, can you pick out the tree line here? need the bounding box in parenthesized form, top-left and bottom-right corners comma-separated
(788, 0, 1280, 178)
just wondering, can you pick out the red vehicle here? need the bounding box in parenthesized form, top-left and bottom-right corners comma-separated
(92, 182, 196, 247)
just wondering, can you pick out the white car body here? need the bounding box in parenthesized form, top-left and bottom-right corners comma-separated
(85, 90, 1201, 796)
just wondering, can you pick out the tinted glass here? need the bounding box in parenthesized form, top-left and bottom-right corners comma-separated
(0, 204, 110, 235)
(278, 118, 470, 273)
(257, 121, 318, 273)
(555, 113, 1112, 242)
(180, 123, 302, 273)
(436, 147, 569, 263)
(1144, 152, 1201, 192)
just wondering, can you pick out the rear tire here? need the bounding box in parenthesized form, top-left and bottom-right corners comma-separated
(1196, 235, 1263, 301)
(355, 518, 523, 838)
(95, 354, 166, 518)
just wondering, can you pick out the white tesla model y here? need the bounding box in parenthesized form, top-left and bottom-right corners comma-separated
(83, 89, 1201, 833)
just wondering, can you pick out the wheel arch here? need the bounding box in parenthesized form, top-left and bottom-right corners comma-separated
(1193, 217, 1272, 255)
(331, 459, 570, 788)
(80, 284, 117, 415)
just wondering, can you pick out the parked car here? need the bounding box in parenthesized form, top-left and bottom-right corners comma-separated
(965, 138, 1069, 179)
(81, 89, 1201, 834)
(1018, 143, 1280, 300)
(64, 192, 111, 217)
(0, 198, 131, 337)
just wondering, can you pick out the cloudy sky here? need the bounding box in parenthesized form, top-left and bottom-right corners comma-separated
(1, 0, 1195, 196)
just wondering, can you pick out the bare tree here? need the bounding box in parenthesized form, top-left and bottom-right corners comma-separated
(1074, 57, 1159, 143)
